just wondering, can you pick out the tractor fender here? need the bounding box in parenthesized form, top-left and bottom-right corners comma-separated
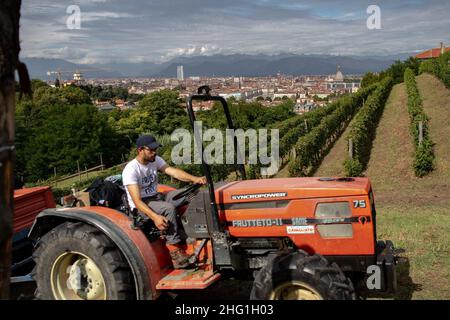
(28, 206, 172, 300)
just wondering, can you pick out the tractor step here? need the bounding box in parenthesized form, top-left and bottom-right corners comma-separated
(156, 268, 221, 290)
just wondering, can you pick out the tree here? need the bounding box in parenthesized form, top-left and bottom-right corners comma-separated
(137, 89, 189, 135)
(14, 84, 126, 182)
(361, 72, 379, 88)
(23, 104, 123, 181)
(114, 109, 156, 143)
(265, 100, 295, 124)
(31, 79, 48, 91)
(197, 99, 294, 130)
(380, 57, 421, 84)
(33, 85, 91, 110)
(0, 0, 22, 299)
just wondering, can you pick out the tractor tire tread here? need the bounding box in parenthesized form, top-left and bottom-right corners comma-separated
(32, 222, 135, 300)
(251, 251, 356, 300)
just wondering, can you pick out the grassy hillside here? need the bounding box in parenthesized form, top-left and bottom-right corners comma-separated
(309, 74, 450, 299)
(313, 82, 406, 178)
(365, 74, 450, 299)
(262, 74, 449, 299)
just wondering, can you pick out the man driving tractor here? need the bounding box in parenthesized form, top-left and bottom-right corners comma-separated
(122, 134, 207, 269)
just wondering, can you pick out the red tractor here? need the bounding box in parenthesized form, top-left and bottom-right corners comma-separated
(29, 87, 398, 300)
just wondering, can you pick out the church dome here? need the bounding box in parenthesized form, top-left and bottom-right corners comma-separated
(335, 65, 344, 82)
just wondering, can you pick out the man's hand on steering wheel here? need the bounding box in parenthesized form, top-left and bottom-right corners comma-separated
(171, 181, 204, 201)
(192, 176, 207, 185)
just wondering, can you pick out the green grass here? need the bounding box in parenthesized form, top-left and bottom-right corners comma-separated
(376, 204, 450, 300)
(52, 169, 107, 189)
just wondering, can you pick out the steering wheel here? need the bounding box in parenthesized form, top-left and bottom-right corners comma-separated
(171, 183, 203, 201)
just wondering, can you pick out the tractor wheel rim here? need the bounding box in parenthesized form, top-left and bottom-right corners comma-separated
(269, 281, 323, 300)
(51, 251, 106, 300)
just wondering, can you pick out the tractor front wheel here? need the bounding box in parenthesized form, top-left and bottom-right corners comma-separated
(251, 251, 356, 300)
(32, 222, 135, 300)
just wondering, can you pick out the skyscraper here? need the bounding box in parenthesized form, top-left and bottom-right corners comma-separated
(177, 65, 184, 81)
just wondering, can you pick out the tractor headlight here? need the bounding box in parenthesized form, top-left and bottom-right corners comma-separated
(315, 202, 353, 238)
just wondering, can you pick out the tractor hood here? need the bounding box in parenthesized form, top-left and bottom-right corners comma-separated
(215, 177, 371, 204)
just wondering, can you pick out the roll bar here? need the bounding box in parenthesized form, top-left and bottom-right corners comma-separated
(186, 85, 246, 233)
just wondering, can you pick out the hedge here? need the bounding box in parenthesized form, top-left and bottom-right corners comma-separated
(277, 101, 340, 161)
(404, 68, 435, 177)
(343, 77, 394, 176)
(288, 84, 376, 177)
(249, 99, 341, 178)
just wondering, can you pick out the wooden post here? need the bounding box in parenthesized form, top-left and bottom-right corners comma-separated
(53, 167, 57, 187)
(0, 82, 15, 300)
(0, 0, 22, 299)
(348, 139, 353, 159)
(418, 121, 423, 146)
(304, 119, 308, 131)
(77, 160, 81, 182)
(99, 153, 104, 170)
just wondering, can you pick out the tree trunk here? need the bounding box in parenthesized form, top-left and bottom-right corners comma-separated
(0, 0, 22, 299)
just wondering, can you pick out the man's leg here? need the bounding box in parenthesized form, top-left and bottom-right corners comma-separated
(145, 199, 192, 269)
(146, 200, 185, 244)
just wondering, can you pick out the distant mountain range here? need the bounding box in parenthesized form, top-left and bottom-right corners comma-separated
(23, 52, 414, 80)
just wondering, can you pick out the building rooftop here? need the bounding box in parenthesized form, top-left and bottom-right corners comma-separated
(415, 43, 450, 59)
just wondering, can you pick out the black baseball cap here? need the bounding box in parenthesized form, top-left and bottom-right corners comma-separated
(136, 135, 162, 149)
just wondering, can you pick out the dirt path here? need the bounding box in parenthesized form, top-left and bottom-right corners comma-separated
(274, 161, 290, 178)
(365, 83, 414, 201)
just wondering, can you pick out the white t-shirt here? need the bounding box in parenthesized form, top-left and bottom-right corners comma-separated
(122, 156, 167, 210)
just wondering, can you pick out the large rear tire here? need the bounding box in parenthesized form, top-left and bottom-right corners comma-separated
(250, 251, 356, 300)
(32, 222, 135, 300)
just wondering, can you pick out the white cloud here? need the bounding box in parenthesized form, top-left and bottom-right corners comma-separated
(160, 45, 222, 61)
(81, 11, 142, 22)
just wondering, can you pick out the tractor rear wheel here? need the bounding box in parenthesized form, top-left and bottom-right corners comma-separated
(32, 222, 135, 300)
(250, 251, 356, 300)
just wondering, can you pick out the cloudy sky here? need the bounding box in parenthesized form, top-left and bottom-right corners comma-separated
(20, 0, 450, 64)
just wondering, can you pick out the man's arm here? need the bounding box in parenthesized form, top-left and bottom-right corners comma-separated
(126, 184, 168, 230)
(160, 165, 207, 184)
